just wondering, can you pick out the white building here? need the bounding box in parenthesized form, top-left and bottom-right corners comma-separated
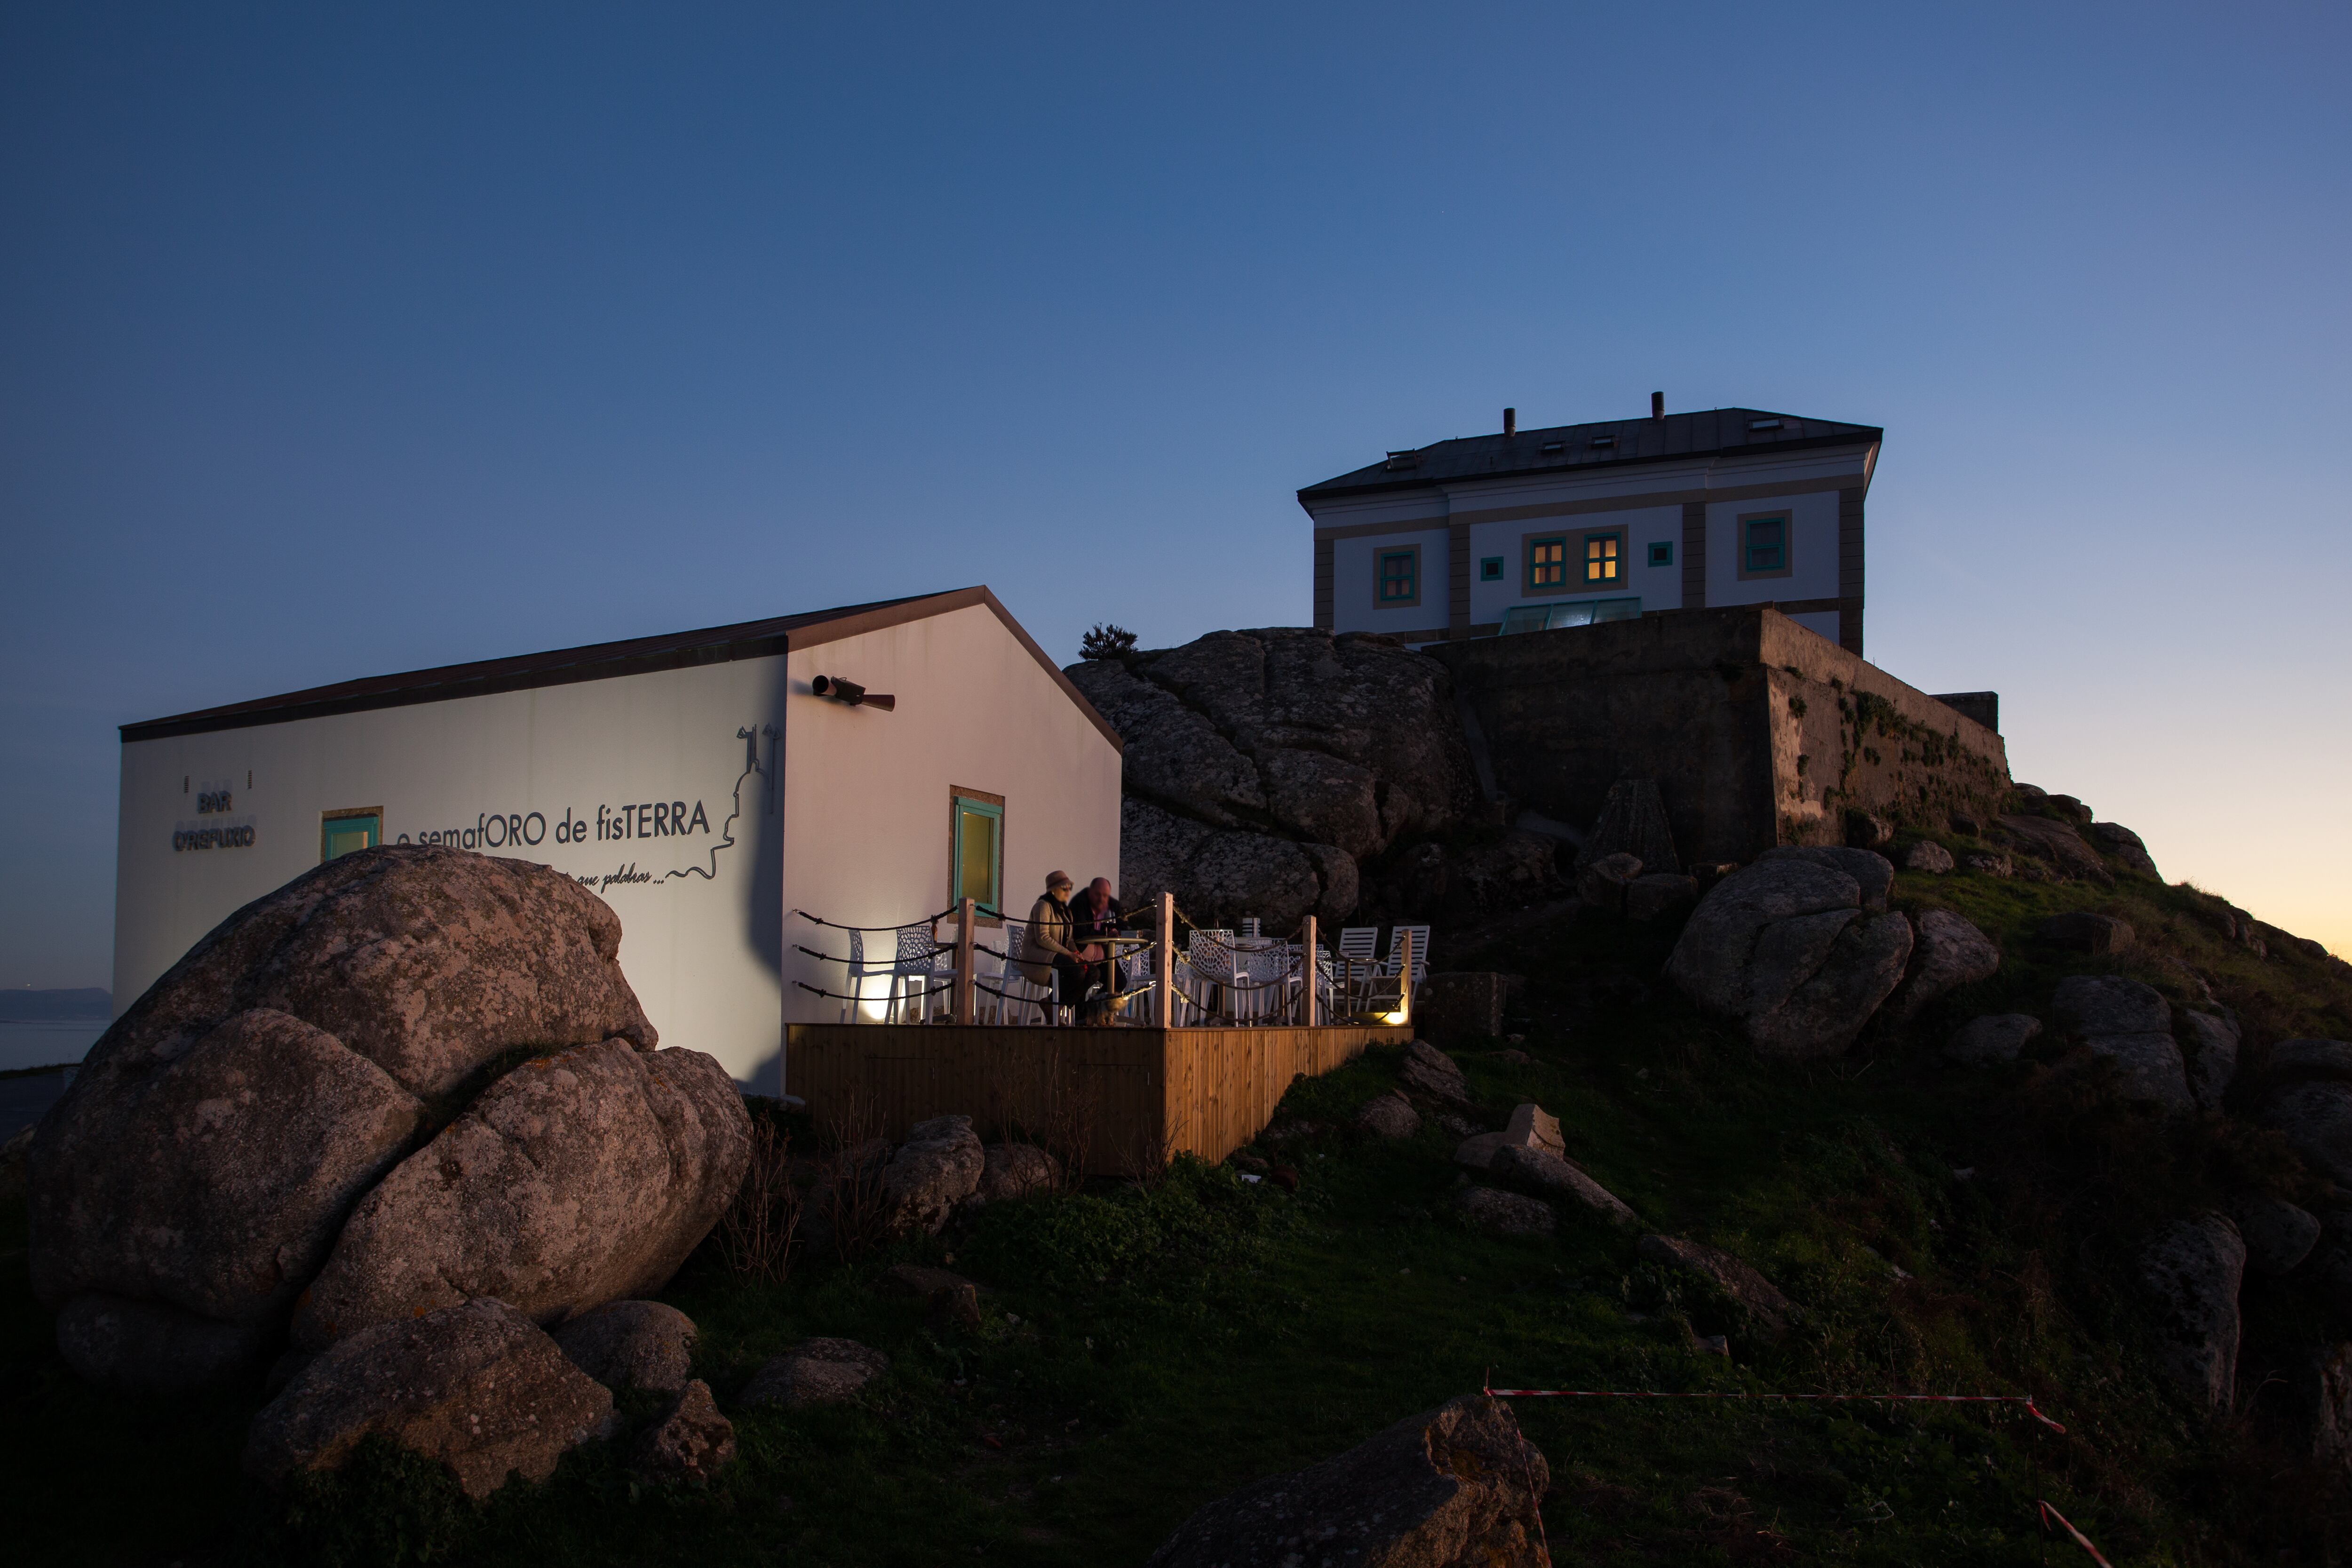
(1300, 402, 1882, 654)
(113, 587, 1123, 1093)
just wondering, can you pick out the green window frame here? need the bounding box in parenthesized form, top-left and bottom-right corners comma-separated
(950, 789, 1004, 916)
(1581, 529, 1625, 586)
(1376, 548, 1418, 606)
(1647, 540, 1674, 568)
(1738, 512, 1792, 579)
(1479, 556, 1504, 582)
(321, 809, 381, 863)
(1526, 535, 1568, 592)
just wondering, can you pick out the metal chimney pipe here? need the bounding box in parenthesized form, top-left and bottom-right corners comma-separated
(1651, 391, 1665, 421)
(1503, 407, 1516, 438)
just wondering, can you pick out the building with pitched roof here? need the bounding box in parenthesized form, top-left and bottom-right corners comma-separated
(113, 588, 1122, 1092)
(1299, 400, 1882, 654)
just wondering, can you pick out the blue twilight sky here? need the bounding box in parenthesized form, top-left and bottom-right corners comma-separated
(4, 2, 2348, 990)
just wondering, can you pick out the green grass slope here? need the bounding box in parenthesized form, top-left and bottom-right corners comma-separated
(4, 839, 2349, 1567)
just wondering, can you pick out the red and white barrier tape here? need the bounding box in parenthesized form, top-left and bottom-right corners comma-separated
(1482, 1383, 2066, 1433)
(2038, 1500, 2114, 1566)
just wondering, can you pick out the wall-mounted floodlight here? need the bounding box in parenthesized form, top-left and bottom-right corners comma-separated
(811, 675, 896, 711)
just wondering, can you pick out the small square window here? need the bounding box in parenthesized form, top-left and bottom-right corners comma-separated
(1648, 541, 1674, 568)
(1377, 549, 1418, 605)
(1479, 556, 1504, 582)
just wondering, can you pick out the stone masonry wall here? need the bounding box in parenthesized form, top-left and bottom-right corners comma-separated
(1429, 607, 2009, 864)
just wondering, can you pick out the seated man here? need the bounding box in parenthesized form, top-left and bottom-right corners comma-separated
(1014, 870, 1087, 1023)
(1070, 876, 1127, 1022)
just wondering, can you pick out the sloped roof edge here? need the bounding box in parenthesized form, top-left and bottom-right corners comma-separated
(121, 587, 1121, 752)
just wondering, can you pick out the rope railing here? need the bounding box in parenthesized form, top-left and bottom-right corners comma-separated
(791, 896, 1418, 1030)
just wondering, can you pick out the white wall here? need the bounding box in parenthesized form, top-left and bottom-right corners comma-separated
(777, 604, 1122, 1060)
(1466, 503, 1682, 625)
(113, 601, 1122, 1094)
(1329, 526, 1451, 635)
(116, 654, 795, 1086)
(1705, 489, 1843, 607)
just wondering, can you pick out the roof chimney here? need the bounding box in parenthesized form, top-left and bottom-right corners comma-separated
(1651, 391, 1664, 421)
(1502, 407, 1516, 438)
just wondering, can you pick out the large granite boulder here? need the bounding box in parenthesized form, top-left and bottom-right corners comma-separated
(740, 1337, 890, 1409)
(553, 1300, 697, 1394)
(2259, 1046, 2352, 1187)
(1144, 1393, 1549, 1568)
(1998, 815, 2113, 883)
(1757, 845, 1893, 911)
(1069, 630, 1477, 923)
(1884, 910, 2001, 1023)
(2052, 976, 2191, 1112)
(2139, 1215, 2246, 1414)
(246, 1298, 616, 1501)
(630, 1380, 735, 1487)
(880, 1115, 985, 1236)
(1946, 1013, 2042, 1066)
(2090, 822, 2160, 878)
(293, 1040, 749, 1350)
(1664, 857, 1912, 1060)
(31, 1009, 425, 1392)
(2183, 1011, 2241, 1112)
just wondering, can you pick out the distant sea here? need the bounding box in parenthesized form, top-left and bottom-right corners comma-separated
(0, 1019, 107, 1073)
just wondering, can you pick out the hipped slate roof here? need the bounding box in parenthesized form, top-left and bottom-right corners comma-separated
(1299, 407, 1883, 503)
(123, 586, 1120, 749)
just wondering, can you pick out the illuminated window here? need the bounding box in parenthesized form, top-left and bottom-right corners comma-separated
(1583, 532, 1621, 584)
(1739, 512, 1792, 579)
(321, 809, 380, 863)
(950, 789, 1003, 914)
(1527, 536, 1567, 590)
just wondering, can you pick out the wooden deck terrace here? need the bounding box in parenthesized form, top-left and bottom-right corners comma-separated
(784, 1022, 1414, 1176)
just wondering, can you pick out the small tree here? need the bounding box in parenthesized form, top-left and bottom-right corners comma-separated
(1080, 622, 1138, 661)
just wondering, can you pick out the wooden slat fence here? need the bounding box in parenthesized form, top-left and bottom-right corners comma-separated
(784, 1023, 1410, 1175)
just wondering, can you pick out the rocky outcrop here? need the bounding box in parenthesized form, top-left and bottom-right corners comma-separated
(30, 1009, 424, 1391)
(1576, 852, 1644, 914)
(2259, 1046, 2352, 1187)
(29, 844, 664, 1393)
(1946, 1013, 2042, 1066)
(1637, 1235, 1802, 1339)
(969, 1143, 1060, 1205)
(1626, 873, 1700, 923)
(2183, 1011, 2241, 1112)
(1490, 1146, 1638, 1226)
(1884, 910, 2001, 1023)
(2034, 912, 2135, 955)
(2139, 1216, 2245, 1414)
(2233, 1196, 2321, 1276)
(2051, 976, 2191, 1112)
(293, 1039, 749, 1350)
(245, 1298, 616, 1500)
(1069, 631, 1477, 924)
(1758, 845, 1894, 911)
(1144, 1393, 1550, 1568)
(880, 1115, 985, 1236)
(1998, 815, 2112, 883)
(1400, 1040, 1474, 1104)
(2090, 822, 2160, 878)
(1356, 1092, 1422, 1138)
(740, 1338, 890, 1409)
(1664, 856, 1912, 1060)
(553, 1300, 697, 1395)
(631, 1380, 734, 1486)
(1903, 841, 1955, 874)
(1456, 1187, 1555, 1237)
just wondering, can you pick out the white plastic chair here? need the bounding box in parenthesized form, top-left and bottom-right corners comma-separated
(1382, 925, 1431, 984)
(1336, 926, 1380, 1015)
(894, 927, 947, 1022)
(1188, 930, 1237, 1023)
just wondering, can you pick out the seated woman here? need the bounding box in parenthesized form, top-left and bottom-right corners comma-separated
(1070, 877, 1127, 1022)
(1014, 870, 1087, 1023)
